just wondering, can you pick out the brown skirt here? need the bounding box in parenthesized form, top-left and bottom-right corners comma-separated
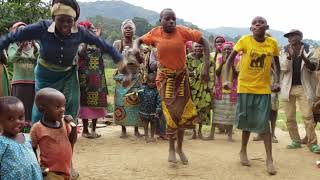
(11, 83, 35, 123)
(156, 66, 198, 136)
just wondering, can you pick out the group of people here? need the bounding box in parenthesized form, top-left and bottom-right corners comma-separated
(0, 0, 320, 179)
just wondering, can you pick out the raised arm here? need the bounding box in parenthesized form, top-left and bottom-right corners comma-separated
(224, 50, 238, 89)
(0, 21, 46, 51)
(81, 28, 123, 64)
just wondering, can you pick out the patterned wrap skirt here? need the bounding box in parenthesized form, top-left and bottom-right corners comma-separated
(156, 65, 198, 136)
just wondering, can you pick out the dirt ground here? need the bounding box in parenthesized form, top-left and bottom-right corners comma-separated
(73, 123, 320, 180)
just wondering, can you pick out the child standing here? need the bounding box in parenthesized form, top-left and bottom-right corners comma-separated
(0, 96, 42, 180)
(224, 16, 280, 175)
(30, 88, 77, 180)
(138, 73, 161, 143)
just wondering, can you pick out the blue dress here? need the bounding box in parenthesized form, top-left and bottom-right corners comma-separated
(0, 134, 43, 180)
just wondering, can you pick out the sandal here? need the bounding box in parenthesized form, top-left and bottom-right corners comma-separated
(287, 141, 301, 149)
(310, 144, 320, 154)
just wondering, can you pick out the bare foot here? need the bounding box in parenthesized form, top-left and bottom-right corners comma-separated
(176, 150, 189, 165)
(189, 133, 197, 140)
(228, 136, 234, 142)
(266, 160, 277, 175)
(168, 150, 177, 163)
(239, 151, 251, 166)
(120, 132, 128, 139)
(147, 137, 156, 143)
(134, 132, 143, 138)
(198, 133, 203, 139)
(204, 135, 215, 140)
(145, 136, 149, 143)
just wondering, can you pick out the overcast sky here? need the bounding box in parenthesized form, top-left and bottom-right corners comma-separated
(66, 0, 320, 40)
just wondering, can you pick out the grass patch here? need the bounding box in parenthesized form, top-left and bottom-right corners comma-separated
(105, 68, 116, 96)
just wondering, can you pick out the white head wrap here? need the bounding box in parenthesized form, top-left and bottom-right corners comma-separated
(121, 19, 136, 35)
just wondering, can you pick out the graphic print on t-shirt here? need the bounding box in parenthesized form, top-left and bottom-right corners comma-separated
(249, 49, 272, 71)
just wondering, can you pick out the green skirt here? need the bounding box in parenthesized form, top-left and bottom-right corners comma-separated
(236, 94, 271, 133)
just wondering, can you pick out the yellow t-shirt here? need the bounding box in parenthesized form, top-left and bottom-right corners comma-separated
(234, 35, 279, 94)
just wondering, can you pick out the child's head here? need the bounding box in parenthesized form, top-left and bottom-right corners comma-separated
(146, 73, 156, 88)
(160, 8, 176, 33)
(250, 16, 269, 38)
(0, 96, 25, 137)
(35, 88, 66, 122)
(51, 0, 80, 36)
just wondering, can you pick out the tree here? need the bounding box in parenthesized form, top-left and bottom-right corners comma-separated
(0, 0, 50, 35)
(132, 17, 153, 37)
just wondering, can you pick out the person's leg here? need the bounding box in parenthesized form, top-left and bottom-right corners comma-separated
(176, 129, 188, 165)
(190, 128, 197, 139)
(206, 123, 216, 140)
(260, 132, 277, 175)
(283, 91, 301, 148)
(149, 121, 156, 142)
(82, 119, 90, 137)
(270, 110, 278, 143)
(168, 134, 177, 163)
(90, 118, 101, 138)
(120, 125, 128, 138)
(198, 123, 203, 139)
(227, 125, 233, 142)
(240, 131, 251, 166)
(134, 126, 142, 138)
(297, 90, 318, 150)
(91, 119, 97, 132)
(142, 118, 149, 142)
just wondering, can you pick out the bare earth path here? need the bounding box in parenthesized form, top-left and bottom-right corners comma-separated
(73, 125, 320, 180)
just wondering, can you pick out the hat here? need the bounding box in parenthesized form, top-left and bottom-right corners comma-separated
(284, 29, 303, 38)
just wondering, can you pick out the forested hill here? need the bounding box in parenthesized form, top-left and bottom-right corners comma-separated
(79, 1, 159, 25)
(79, 0, 319, 47)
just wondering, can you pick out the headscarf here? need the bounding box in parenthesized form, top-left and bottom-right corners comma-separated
(78, 21, 94, 29)
(214, 36, 226, 52)
(186, 41, 193, 50)
(121, 19, 136, 35)
(51, 3, 76, 18)
(51, 0, 80, 20)
(222, 41, 234, 49)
